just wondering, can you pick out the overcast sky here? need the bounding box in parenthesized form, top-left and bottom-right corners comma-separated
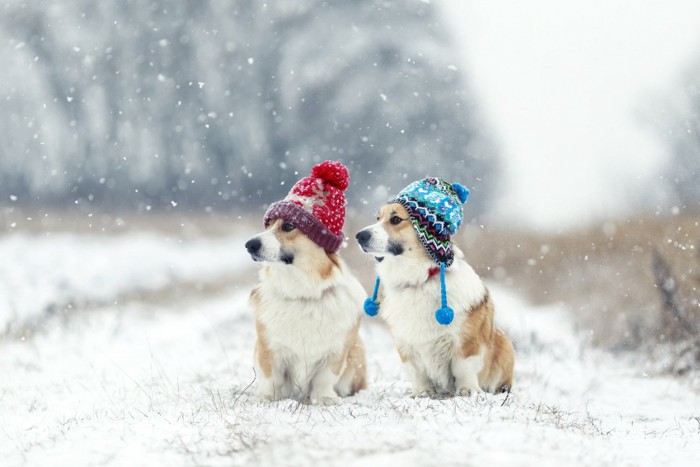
(437, 0, 700, 230)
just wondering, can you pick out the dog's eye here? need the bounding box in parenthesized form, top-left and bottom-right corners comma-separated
(281, 222, 295, 232)
(390, 215, 403, 225)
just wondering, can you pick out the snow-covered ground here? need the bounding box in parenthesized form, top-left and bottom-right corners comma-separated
(1, 233, 699, 466)
(0, 232, 246, 334)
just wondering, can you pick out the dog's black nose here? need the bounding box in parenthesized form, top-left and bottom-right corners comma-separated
(245, 238, 262, 254)
(355, 230, 371, 244)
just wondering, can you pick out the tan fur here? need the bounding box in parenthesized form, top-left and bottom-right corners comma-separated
(250, 287, 274, 378)
(460, 291, 514, 392)
(321, 253, 341, 280)
(381, 205, 424, 256)
(255, 321, 274, 378)
(397, 346, 411, 363)
(337, 321, 368, 393)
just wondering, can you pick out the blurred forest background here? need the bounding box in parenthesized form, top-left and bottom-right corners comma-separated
(0, 0, 494, 215)
(0, 0, 699, 376)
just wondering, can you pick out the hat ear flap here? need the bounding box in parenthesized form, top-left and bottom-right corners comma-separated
(452, 183, 469, 204)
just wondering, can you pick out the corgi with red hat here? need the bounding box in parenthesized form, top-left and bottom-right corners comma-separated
(245, 161, 367, 404)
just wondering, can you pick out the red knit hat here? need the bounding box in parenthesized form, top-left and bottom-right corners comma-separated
(263, 160, 349, 253)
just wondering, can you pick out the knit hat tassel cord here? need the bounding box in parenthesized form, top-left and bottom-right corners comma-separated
(364, 264, 453, 325)
(364, 277, 381, 317)
(434, 262, 454, 325)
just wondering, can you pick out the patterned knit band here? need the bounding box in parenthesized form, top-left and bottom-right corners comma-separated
(389, 177, 468, 267)
(264, 200, 344, 253)
(393, 195, 454, 266)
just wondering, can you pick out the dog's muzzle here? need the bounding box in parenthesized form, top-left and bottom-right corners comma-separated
(245, 237, 263, 261)
(355, 230, 372, 251)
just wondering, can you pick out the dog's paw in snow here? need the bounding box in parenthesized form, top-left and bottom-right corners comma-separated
(456, 386, 482, 397)
(411, 388, 437, 399)
(254, 395, 279, 403)
(311, 395, 342, 406)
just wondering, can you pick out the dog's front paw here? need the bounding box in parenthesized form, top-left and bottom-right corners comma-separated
(312, 395, 342, 406)
(255, 394, 280, 403)
(310, 387, 341, 405)
(255, 389, 283, 403)
(411, 388, 437, 398)
(456, 386, 482, 397)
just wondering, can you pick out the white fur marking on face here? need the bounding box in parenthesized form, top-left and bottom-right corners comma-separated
(253, 230, 283, 261)
(358, 223, 390, 255)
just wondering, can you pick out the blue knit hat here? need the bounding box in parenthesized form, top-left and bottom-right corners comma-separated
(364, 177, 470, 325)
(391, 177, 469, 267)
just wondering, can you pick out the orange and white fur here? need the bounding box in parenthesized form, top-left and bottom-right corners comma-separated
(246, 219, 367, 404)
(356, 204, 514, 397)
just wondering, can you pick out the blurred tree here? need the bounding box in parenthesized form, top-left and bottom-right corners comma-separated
(0, 0, 496, 216)
(658, 58, 700, 210)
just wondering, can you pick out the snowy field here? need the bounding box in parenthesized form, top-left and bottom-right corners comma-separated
(2, 231, 700, 466)
(0, 232, 245, 335)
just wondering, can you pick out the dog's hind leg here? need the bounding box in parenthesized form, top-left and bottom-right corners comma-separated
(335, 328, 368, 397)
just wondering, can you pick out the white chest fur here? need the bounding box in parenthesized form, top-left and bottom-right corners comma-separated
(378, 254, 485, 341)
(377, 253, 487, 391)
(255, 261, 364, 381)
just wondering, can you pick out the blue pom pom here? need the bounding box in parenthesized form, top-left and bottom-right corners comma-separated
(452, 183, 470, 204)
(435, 306, 454, 325)
(364, 298, 379, 317)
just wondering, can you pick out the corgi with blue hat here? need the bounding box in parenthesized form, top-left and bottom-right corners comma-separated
(356, 177, 514, 398)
